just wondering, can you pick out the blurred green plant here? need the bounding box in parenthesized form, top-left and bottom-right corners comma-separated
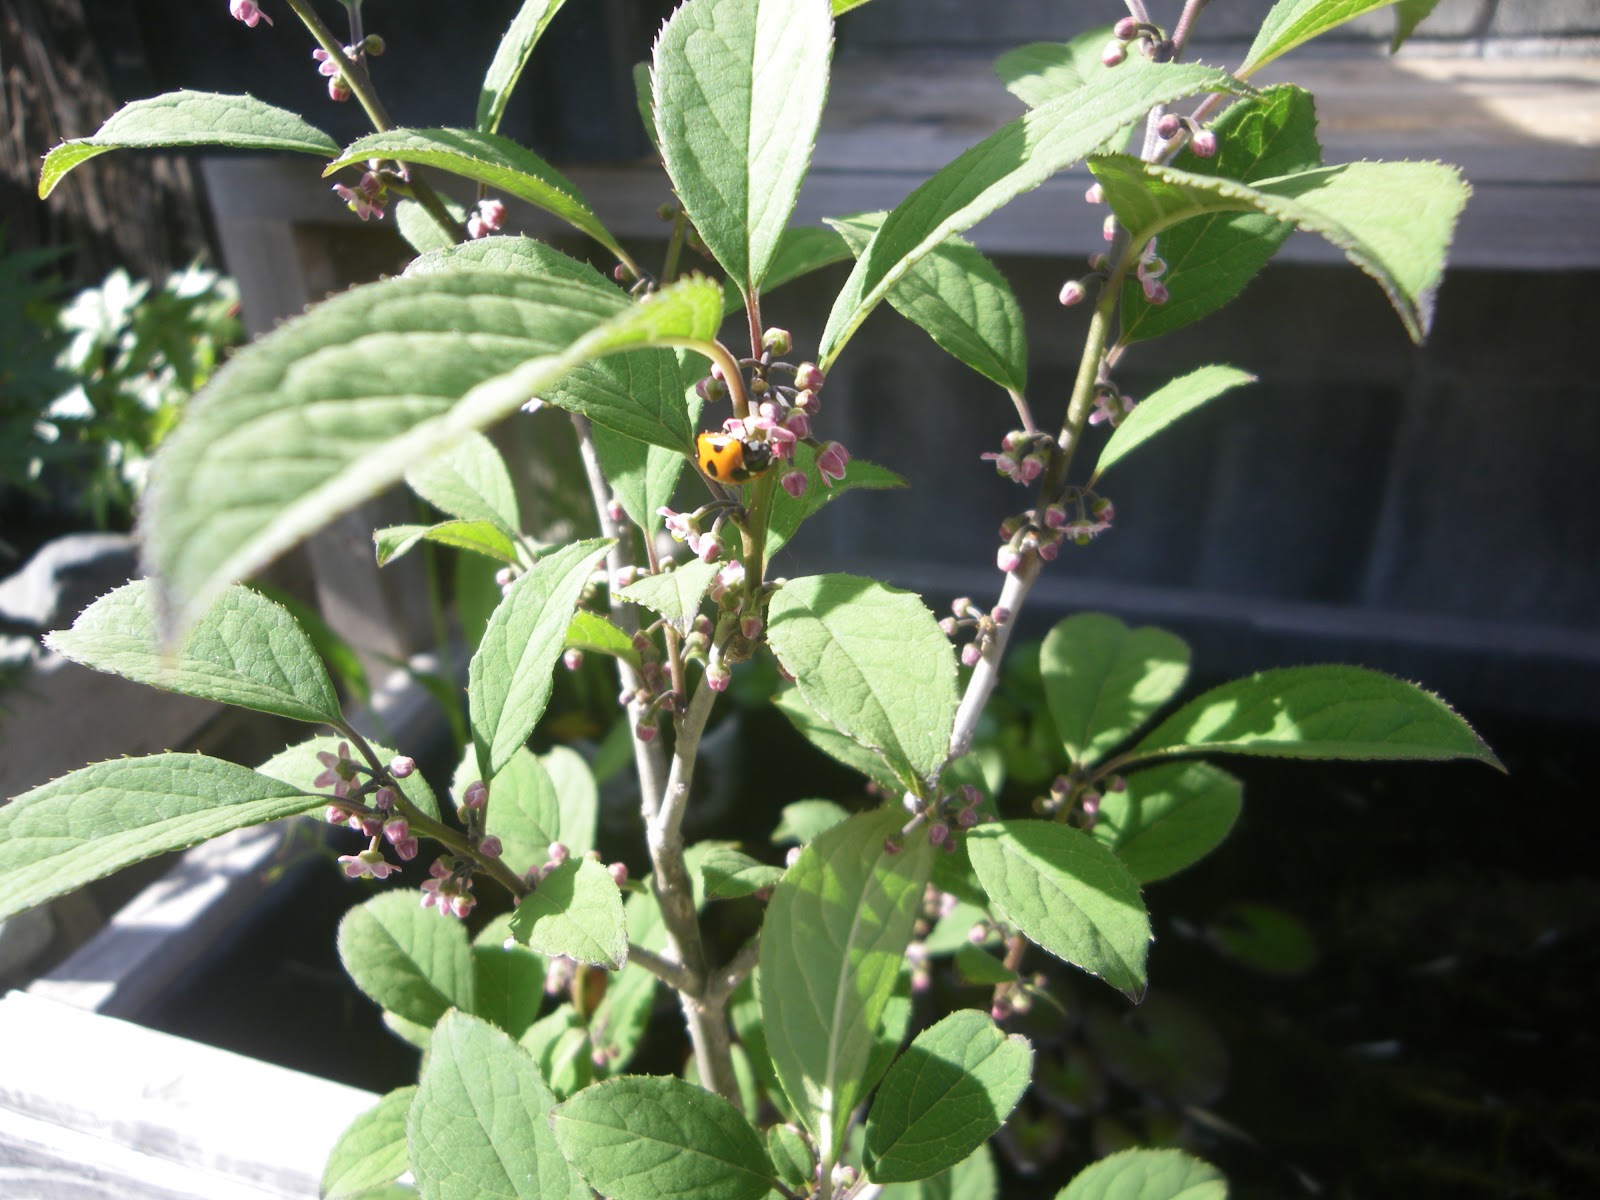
(1, 239, 243, 532)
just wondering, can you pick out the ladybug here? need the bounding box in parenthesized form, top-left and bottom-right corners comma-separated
(696, 431, 773, 484)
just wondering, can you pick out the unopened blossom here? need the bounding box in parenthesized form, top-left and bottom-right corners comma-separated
(229, 0, 273, 27)
(467, 198, 507, 240)
(479, 836, 503, 859)
(1059, 279, 1087, 307)
(780, 469, 808, 498)
(608, 861, 629, 886)
(706, 661, 732, 692)
(816, 441, 850, 485)
(461, 780, 488, 810)
(961, 643, 983, 668)
(1191, 129, 1219, 158)
(794, 362, 825, 392)
(388, 755, 416, 779)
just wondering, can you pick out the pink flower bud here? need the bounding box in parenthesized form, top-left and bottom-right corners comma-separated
(957, 806, 980, 829)
(1113, 16, 1139, 39)
(1059, 279, 1087, 307)
(462, 780, 488, 810)
(229, 0, 273, 27)
(997, 545, 1023, 573)
(389, 755, 416, 779)
(1084, 182, 1104, 205)
(990, 605, 1011, 625)
(479, 835, 503, 858)
(608, 861, 629, 886)
(741, 615, 763, 640)
(329, 78, 352, 102)
(706, 662, 732, 692)
(547, 842, 570, 866)
(780, 469, 808, 499)
(795, 362, 825, 392)
(1191, 129, 1219, 158)
(383, 818, 409, 845)
(929, 822, 950, 847)
(961, 643, 982, 668)
(563, 648, 584, 671)
(1156, 113, 1183, 140)
(1102, 41, 1126, 67)
(815, 441, 850, 485)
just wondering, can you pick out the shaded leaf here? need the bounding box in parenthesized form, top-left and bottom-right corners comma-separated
(337, 891, 475, 1029)
(478, 0, 571, 134)
(323, 1086, 416, 1200)
(1094, 762, 1242, 884)
(1090, 366, 1257, 483)
(404, 431, 519, 535)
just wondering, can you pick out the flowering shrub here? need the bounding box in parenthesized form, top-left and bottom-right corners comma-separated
(11, 1, 1500, 1198)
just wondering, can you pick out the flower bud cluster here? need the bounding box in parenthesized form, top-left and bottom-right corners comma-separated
(1104, 18, 1174, 64)
(1134, 238, 1170, 305)
(1156, 112, 1220, 159)
(421, 855, 477, 919)
(980, 430, 1055, 486)
(467, 198, 507, 240)
(1033, 769, 1124, 829)
(941, 596, 1011, 669)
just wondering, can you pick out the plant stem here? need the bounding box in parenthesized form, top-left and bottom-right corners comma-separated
(651, 631, 741, 1102)
(626, 942, 697, 993)
(281, 0, 463, 241)
(569, 414, 667, 806)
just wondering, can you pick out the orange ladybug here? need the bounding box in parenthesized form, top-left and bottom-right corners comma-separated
(696, 431, 773, 484)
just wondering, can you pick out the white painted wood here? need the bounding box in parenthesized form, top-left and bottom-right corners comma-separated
(0, 992, 375, 1200)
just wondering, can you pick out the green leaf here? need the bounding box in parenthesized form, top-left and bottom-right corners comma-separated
(590, 350, 703, 530)
(1094, 762, 1242, 884)
(409, 1012, 579, 1200)
(520, 1005, 595, 1098)
(337, 891, 475, 1029)
(992, 30, 1111, 108)
(865, 1009, 1032, 1183)
(477, 0, 571, 134)
(478, 747, 563, 873)
(766, 574, 958, 789)
(1056, 1147, 1227, 1200)
(565, 609, 642, 668)
(44, 579, 341, 725)
(765, 226, 855, 294)
(772, 689, 902, 793)
(39, 91, 337, 199)
(547, 346, 701, 454)
(1090, 366, 1257, 483)
(952, 944, 1016, 986)
(259, 733, 441, 822)
(405, 431, 520, 534)
(508, 856, 627, 969)
(967, 820, 1150, 999)
(701, 846, 783, 899)
(1117, 86, 1321, 345)
(830, 213, 1027, 393)
(770, 798, 851, 846)
(0, 754, 319, 925)
(394, 196, 469, 257)
(1392, 0, 1443, 51)
(1131, 664, 1502, 767)
(653, 0, 833, 298)
(632, 62, 659, 154)
(818, 62, 1251, 367)
(544, 744, 600, 857)
(141, 268, 718, 636)
(553, 1076, 775, 1200)
(375, 520, 520, 567)
(759, 807, 936, 1164)
(1091, 155, 1467, 343)
(323, 1086, 415, 1200)
(767, 1124, 813, 1191)
(469, 538, 613, 778)
(618, 559, 718, 631)
(404, 235, 617, 290)
(471, 914, 547, 1038)
(1039, 613, 1191, 768)
(1242, 0, 1406, 75)
(766, 443, 905, 557)
(328, 128, 624, 262)
(1206, 901, 1318, 975)
(832, 0, 874, 13)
